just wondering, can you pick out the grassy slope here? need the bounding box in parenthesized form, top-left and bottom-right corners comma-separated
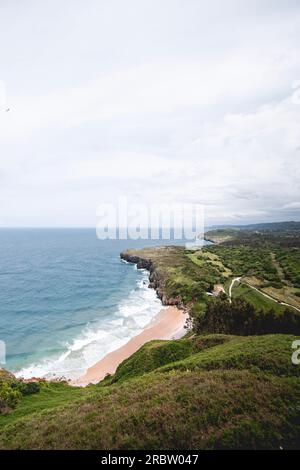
(122, 246, 223, 304)
(231, 283, 287, 314)
(0, 334, 300, 449)
(1, 230, 300, 449)
(261, 285, 300, 310)
(112, 334, 300, 382)
(1, 370, 299, 450)
(204, 228, 300, 309)
(111, 335, 231, 383)
(0, 381, 92, 427)
(122, 243, 299, 315)
(187, 250, 232, 278)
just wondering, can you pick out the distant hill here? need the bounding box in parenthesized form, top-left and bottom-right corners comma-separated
(1, 231, 300, 450)
(210, 221, 300, 232)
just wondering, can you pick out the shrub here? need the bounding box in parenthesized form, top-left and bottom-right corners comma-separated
(18, 381, 41, 396)
(0, 382, 22, 414)
(0, 369, 41, 414)
(193, 298, 300, 336)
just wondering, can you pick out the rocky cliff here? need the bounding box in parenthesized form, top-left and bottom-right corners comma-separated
(120, 248, 186, 309)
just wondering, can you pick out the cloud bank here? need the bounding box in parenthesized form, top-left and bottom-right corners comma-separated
(0, 0, 300, 226)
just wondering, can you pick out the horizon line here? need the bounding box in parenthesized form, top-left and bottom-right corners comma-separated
(0, 220, 299, 230)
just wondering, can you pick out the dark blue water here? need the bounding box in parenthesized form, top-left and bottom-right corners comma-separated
(0, 229, 189, 379)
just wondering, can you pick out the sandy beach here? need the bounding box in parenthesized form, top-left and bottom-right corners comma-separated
(73, 306, 187, 386)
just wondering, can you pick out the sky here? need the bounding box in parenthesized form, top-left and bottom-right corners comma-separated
(0, 0, 300, 227)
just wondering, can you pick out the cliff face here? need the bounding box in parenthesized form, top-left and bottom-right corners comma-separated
(120, 249, 185, 309)
(120, 252, 152, 271)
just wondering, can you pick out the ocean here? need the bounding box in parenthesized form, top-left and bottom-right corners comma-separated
(0, 229, 190, 381)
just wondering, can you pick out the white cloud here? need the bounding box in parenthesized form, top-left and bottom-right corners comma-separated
(1, 50, 298, 144)
(283, 202, 300, 210)
(181, 83, 300, 223)
(0, 0, 300, 226)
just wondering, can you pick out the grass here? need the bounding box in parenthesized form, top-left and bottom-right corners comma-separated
(111, 334, 300, 382)
(205, 229, 237, 244)
(231, 283, 287, 314)
(123, 246, 223, 304)
(241, 276, 300, 310)
(270, 252, 287, 284)
(186, 252, 205, 267)
(159, 334, 300, 378)
(0, 381, 93, 427)
(260, 285, 300, 310)
(1, 370, 299, 450)
(275, 247, 300, 288)
(205, 245, 281, 285)
(111, 335, 231, 383)
(1, 230, 300, 449)
(187, 250, 232, 278)
(0, 333, 300, 449)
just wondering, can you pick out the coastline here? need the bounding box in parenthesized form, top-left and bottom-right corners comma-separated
(16, 247, 189, 386)
(73, 248, 189, 386)
(73, 305, 187, 386)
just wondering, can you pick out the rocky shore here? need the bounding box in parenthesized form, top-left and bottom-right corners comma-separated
(120, 248, 187, 310)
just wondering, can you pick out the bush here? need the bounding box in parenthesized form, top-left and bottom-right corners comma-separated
(0, 382, 22, 414)
(193, 298, 300, 336)
(18, 381, 41, 396)
(0, 369, 41, 414)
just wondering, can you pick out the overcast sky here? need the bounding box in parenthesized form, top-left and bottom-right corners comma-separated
(0, 0, 300, 227)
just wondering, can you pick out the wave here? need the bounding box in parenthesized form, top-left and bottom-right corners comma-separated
(15, 269, 163, 381)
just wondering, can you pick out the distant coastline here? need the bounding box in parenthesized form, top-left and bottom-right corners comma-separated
(2, 231, 179, 382)
(74, 248, 189, 385)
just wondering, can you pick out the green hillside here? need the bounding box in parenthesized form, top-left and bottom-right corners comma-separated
(0, 333, 300, 450)
(1, 225, 300, 449)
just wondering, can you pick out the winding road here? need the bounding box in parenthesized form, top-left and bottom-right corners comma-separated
(228, 276, 300, 313)
(245, 283, 300, 313)
(228, 277, 241, 303)
(207, 275, 300, 314)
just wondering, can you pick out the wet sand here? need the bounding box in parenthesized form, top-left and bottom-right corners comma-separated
(73, 306, 187, 386)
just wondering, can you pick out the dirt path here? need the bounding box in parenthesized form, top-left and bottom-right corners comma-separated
(246, 283, 300, 313)
(229, 277, 241, 303)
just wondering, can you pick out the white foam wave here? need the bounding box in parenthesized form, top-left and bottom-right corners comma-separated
(15, 270, 163, 381)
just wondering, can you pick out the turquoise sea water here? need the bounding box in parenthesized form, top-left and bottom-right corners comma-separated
(0, 229, 190, 380)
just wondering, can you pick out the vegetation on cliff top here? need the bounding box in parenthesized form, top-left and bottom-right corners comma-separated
(121, 230, 300, 336)
(0, 223, 300, 449)
(0, 333, 300, 449)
